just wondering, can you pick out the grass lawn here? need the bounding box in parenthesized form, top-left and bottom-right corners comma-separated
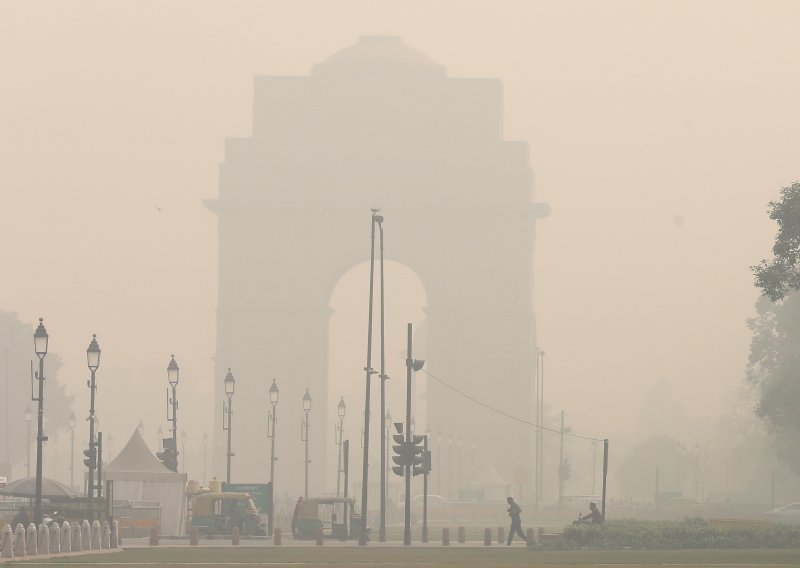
(18, 547, 800, 567)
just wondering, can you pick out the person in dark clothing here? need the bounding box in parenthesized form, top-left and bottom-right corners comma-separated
(578, 502, 604, 524)
(291, 496, 303, 538)
(505, 497, 529, 545)
(12, 507, 29, 528)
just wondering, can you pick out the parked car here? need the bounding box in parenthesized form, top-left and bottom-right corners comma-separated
(768, 503, 800, 524)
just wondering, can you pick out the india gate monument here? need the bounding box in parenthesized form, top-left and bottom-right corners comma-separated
(205, 36, 548, 502)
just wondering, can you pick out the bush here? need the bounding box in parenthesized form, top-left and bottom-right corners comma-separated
(562, 519, 800, 549)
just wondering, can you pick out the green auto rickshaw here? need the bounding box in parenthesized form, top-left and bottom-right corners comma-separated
(296, 497, 366, 540)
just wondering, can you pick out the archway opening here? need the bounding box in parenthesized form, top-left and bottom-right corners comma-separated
(327, 260, 428, 497)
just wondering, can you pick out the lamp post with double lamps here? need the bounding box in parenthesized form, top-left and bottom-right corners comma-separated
(222, 369, 235, 483)
(267, 379, 279, 536)
(85, 333, 100, 521)
(301, 389, 312, 498)
(336, 397, 346, 497)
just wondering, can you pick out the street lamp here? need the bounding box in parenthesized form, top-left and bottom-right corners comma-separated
(85, 333, 100, 521)
(267, 379, 279, 536)
(336, 396, 346, 497)
(301, 389, 312, 499)
(375, 212, 389, 543)
(222, 368, 235, 484)
(201, 432, 208, 482)
(25, 405, 32, 478)
(164, 355, 180, 472)
(31, 318, 48, 524)
(68, 411, 76, 489)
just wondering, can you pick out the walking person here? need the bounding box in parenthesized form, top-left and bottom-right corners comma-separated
(291, 496, 303, 538)
(505, 496, 529, 545)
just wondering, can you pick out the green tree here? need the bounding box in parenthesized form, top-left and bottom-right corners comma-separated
(752, 181, 800, 301)
(746, 294, 800, 472)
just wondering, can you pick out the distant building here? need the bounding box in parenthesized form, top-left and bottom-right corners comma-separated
(206, 36, 547, 499)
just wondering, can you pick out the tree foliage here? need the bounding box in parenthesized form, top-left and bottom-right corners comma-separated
(746, 294, 800, 472)
(752, 181, 800, 301)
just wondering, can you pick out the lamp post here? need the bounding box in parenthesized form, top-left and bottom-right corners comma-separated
(267, 380, 279, 535)
(85, 333, 100, 521)
(31, 319, 48, 524)
(537, 350, 545, 507)
(166, 354, 180, 472)
(376, 213, 388, 543)
(436, 433, 442, 495)
(68, 411, 76, 489)
(223, 369, 235, 484)
(202, 432, 208, 482)
(359, 208, 381, 546)
(301, 389, 312, 498)
(448, 434, 453, 498)
(25, 405, 32, 478)
(336, 396, 346, 497)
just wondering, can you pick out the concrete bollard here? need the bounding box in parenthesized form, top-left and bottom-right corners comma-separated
(422, 525, 428, 543)
(101, 521, 110, 549)
(497, 526, 504, 545)
(73, 523, 83, 551)
(484, 527, 492, 546)
(26, 524, 37, 555)
(38, 522, 50, 555)
(149, 527, 159, 546)
(50, 523, 61, 553)
(231, 526, 240, 546)
(110, 521, 119, 549)
(442, 527, 450, 546)
(315, 527, 324, 546)
(81, 521, 91, 549)
(190, 527, 199, 546)
(526, 528, 534, 544)
(13, 524, 26, 557)
(273, 527, 282, 546)
(458, 526, 466, 544)
(91, 520, 101, 550)
(61, 522, 71, 553)
(2, 524, 13, 558)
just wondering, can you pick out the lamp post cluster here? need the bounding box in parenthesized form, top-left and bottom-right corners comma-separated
(222, 368, 235, 484)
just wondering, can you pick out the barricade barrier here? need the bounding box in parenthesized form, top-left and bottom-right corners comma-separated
(101, 521, 110, 549)
(484, 527, 492, 546)
(81, 521, 91, 549)
(13, 524, 26, 557)
(38, 522, 49, 555)
(111, 521, 119, 548)
(49, 522, 60, 553)
(2, 524, 13, 558)
(149, 527, 159, 546)
(190, 527, 199, 546)
(273, 528, 282, 546)
(315, 527, 324, 546)
(26, 523, 37, 555)
(73, 523, 83, 551)
(458, 526, 465, 544)
(526, 527, 534, 543)
(442, 527, 450, 546)
(61, 522, 71, 553)
(91, 520, 101, 550)
(231, 527, 240, 546)
(497, 526, 504, 544)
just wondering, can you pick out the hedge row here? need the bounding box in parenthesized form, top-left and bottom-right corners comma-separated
(561, 519, 800, 549)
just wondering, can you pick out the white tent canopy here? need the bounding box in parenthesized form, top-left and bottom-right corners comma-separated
(104, 429, 187, 535)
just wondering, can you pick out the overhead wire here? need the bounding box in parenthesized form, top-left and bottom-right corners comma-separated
(421, 369, 606, 443)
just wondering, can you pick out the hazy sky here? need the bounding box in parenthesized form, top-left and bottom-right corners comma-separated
(2, 1, 799, 482)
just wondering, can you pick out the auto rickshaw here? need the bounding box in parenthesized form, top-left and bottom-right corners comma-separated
(191, 491, 267, 536)
(295, 497, 364, 540)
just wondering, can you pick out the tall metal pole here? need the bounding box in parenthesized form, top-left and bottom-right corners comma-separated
(422, 434, 429, 543)
(538, 351, 545, 503)
(601, 439, 609, 520)
(558, 410, 564, 508)
(26, 410, 31, 478)
(70, 424, 75, 489)
(304, 409, 310, 499)
(359, 209, 379, 546)
(87, 367, 97, 521)
(336, 413, 344, 497)
(269, 412, 276, 496)
(378, 219, 387, 542)
(226, 395, 233, 484)
(34, 355, 45, 524)
(170, 384, 178, 471)
(403, 323, 413, 546)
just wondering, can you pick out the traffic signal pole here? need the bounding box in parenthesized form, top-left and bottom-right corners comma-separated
(422, 435, 429, 542)
(404, 323, 413, 546)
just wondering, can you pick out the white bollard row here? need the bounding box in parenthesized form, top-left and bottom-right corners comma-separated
(0, 519, 109, 558)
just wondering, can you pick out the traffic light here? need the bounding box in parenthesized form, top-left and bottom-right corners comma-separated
(410, 435, 425, 476)
(415, 450, 432, 477)
(157, 437, 178, 472)
(83, 446, 97, 470)
(391, 423, 405, 476)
